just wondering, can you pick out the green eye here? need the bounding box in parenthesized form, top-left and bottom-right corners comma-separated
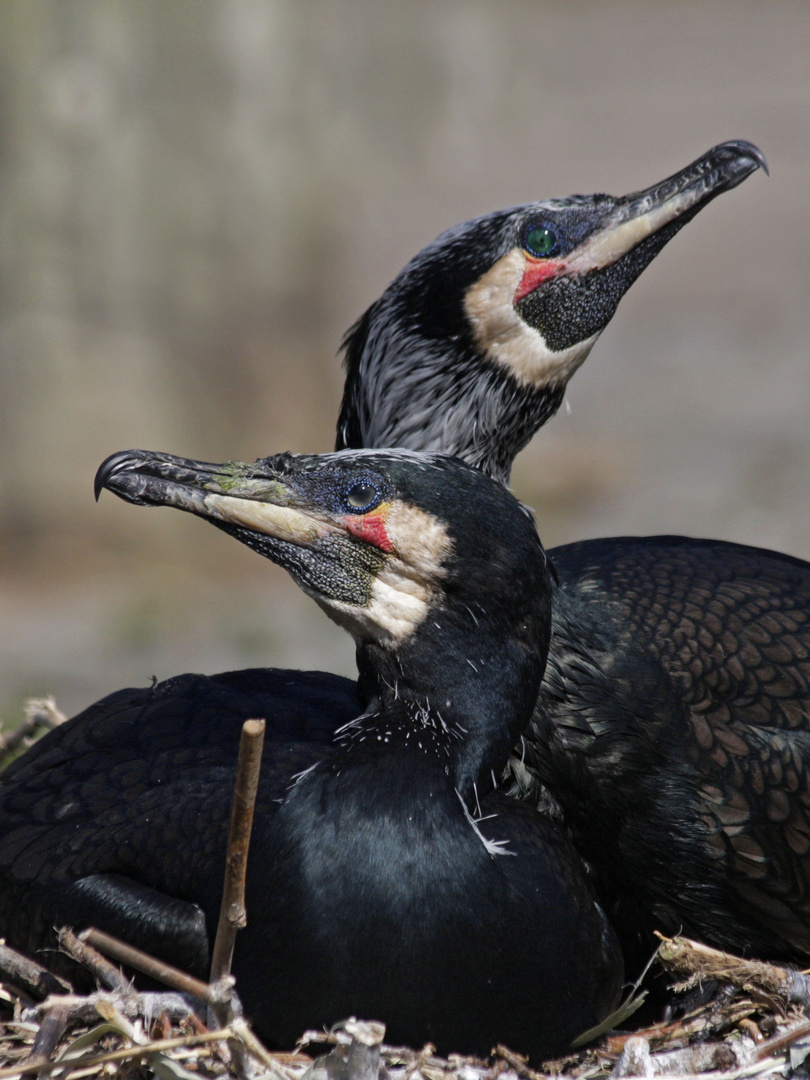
(345, 481, 380, 512)
(524, 225, 558, 258)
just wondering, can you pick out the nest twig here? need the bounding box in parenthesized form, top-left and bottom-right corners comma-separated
(656, 932, 810, 1009)
(3, 933, 810, 1080)
(0, 699, 67, 771)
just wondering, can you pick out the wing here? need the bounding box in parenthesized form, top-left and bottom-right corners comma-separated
(520, 536, 810, 964)
(0, 667, 361, 974)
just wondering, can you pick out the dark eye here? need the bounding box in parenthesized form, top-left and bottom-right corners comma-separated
(344, 480, 380, 512)
(524, 224, 558, 258)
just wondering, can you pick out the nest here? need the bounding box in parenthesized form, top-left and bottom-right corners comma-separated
(3, 928, 810, 1080)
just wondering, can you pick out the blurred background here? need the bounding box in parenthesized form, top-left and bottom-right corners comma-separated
(1, 0, 809, 722)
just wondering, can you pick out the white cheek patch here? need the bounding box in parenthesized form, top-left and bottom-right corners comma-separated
(319, 501, 453, 645)
(317, 568, 432, 644)
(384, 501, 453, 579)
(363, 572, 433, 642)
(464, 248, 599, 390)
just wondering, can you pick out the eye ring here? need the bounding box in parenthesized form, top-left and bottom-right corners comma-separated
(523, 223, 559, 258)
(344, 479, 382, 513)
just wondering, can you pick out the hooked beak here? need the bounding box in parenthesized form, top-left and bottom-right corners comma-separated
(95, 449, 334, 547)
(566, 139, 767, 278)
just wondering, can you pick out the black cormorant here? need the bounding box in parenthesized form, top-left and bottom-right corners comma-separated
(336, 139, 810, 975)
(0, 449, 623, 1061)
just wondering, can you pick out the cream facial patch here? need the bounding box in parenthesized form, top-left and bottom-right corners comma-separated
(464, 248, 599, 390)
(320, 500, 453, 645)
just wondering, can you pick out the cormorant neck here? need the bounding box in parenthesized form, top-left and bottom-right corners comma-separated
(353, 595, 547, 802)
(336, 305, 568, 485)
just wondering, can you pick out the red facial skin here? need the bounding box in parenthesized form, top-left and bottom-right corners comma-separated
(343, 509, 395, 553)
(514, 256, 565, 303)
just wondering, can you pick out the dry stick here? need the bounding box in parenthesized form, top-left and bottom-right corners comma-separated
(79, 928, 215, 1004)
(209, 718, 266, 994)
(493, 1044, 547, 1080)
(656, 933, 810, 1010)
(611, 1035, 739, 1078)
(208, 717, 266, 1074)
(0, 942, 72, 1000)
(611, 1035, 652, 1078)
(0, 1028, 235, 1079)
(20, 1004, 71, 1072)
(752, 1019, 810, 1062)
(345, 1020, 385, 1080)
(230, 1017, 305, 1080)
(28, 991, 218, 1030)
(57, 928, 129, 994)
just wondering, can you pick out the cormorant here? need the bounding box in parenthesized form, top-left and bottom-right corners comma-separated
(0, 449, 623, 1062)
(335, 139, 810, 975)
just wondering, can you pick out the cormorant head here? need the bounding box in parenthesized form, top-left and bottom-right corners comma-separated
(95, 447, 549, 661)
(97, 447, 550, 792)
(337, 140, 766, 482)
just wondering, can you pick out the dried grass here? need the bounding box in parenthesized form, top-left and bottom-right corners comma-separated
(1, 934, 810, 1080)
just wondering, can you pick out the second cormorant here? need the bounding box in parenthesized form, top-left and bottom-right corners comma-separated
(337, 139, 810, 975)
(0, 448, 622, 1061)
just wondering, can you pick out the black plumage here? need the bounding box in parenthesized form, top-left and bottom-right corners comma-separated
(0, 450, 622, 1061)
(514, 537, 810, 975)
(334, 139, 810, 973)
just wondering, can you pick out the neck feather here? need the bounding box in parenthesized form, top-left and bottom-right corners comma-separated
(337, 313, 568, 484)
(354, 591, 547, 801)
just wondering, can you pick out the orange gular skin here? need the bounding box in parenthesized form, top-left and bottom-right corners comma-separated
(514, 254, 565, 303)
(343, 503, 395, 553)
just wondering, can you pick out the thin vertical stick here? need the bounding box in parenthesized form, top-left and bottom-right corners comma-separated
(209, 718, 266, 988)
